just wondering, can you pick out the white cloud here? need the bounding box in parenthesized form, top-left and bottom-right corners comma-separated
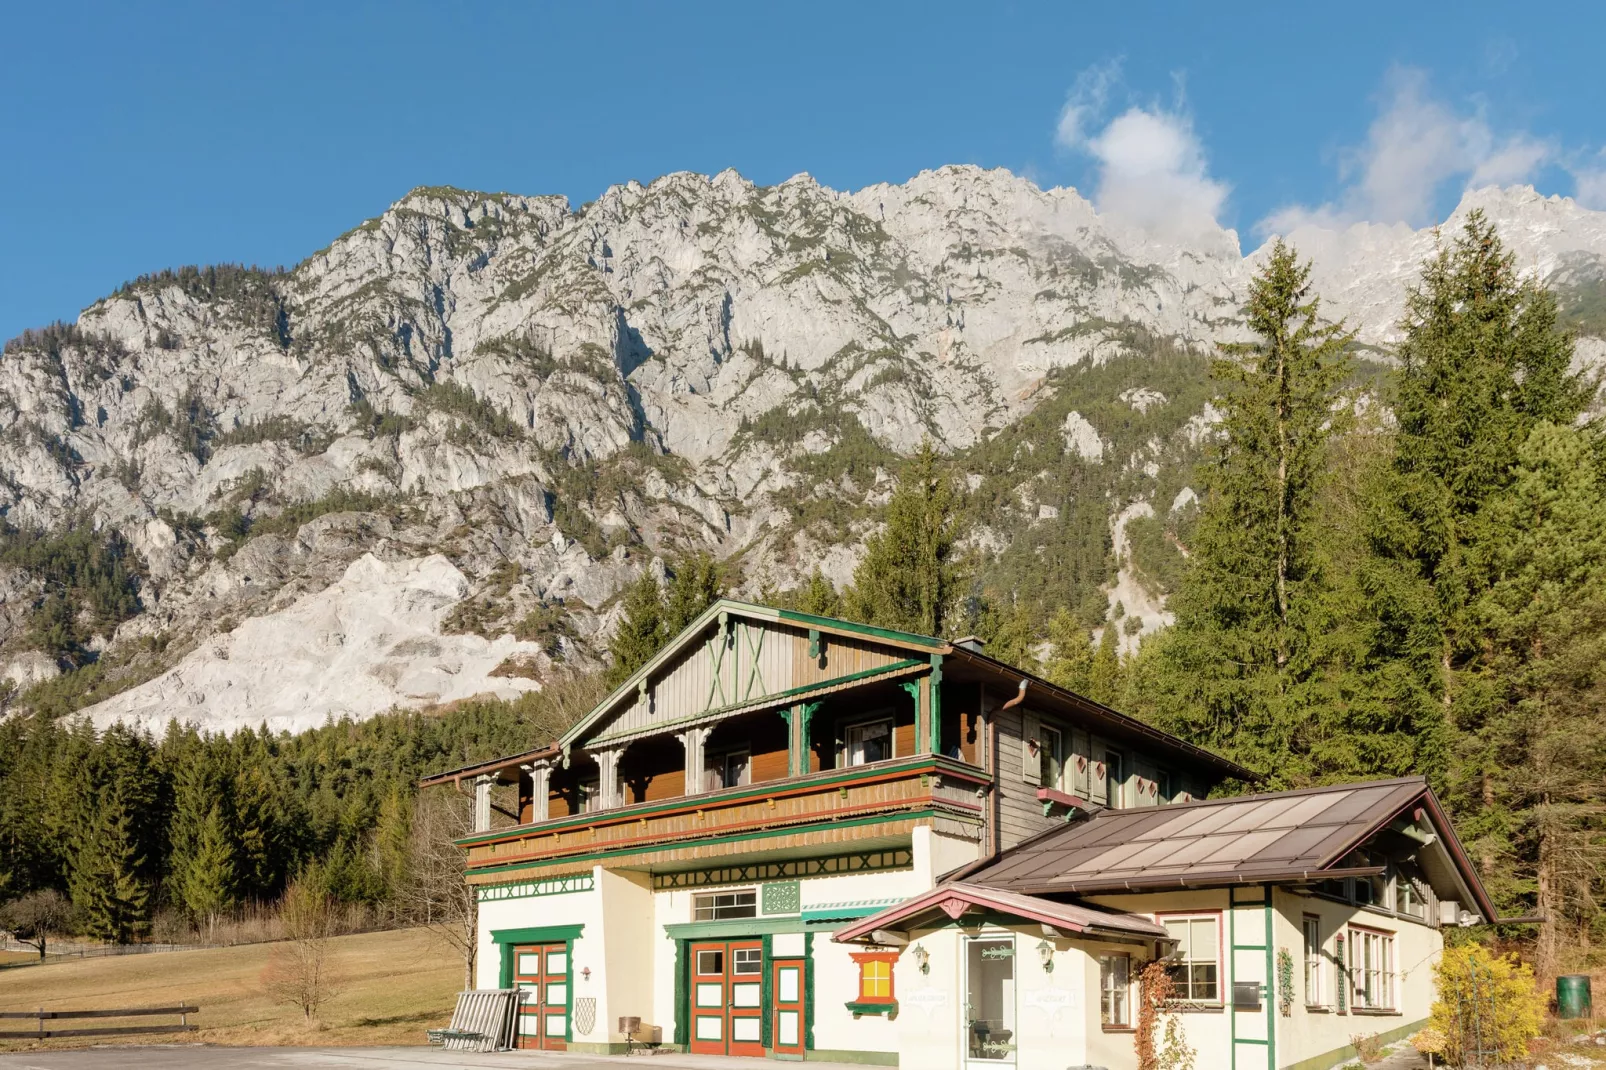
(1055, 63, 1229, 242)
(1570, 150, 1606, 210)
(1261, 67, 1553, 235)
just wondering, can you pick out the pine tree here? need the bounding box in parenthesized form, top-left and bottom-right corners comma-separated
(1087, 624, 1124, 707)
(1144, 241, 1352, 784)
(1043, 608, 1095, 694)
(70, 790, 151, 943)
(606, 571, 665, 688)
(842, 440, 965, 636)
(1460, 422, 1606, 976)
(374, 787, 412, 903)
(663, 553, 723, 635)
(978, 595, 1039, 673)
(179, 803, 237, 929)
(793, 569, 840, 617)
(1360, 211, 1590, 796)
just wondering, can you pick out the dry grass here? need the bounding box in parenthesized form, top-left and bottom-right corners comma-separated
(0, 927, 462, 1052)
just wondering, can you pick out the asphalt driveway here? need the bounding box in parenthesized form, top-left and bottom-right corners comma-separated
(0, 1046, 876, 1070)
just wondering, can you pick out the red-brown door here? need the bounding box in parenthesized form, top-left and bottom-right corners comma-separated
(513, 943, 569, 1050)
(690, 940, 765, 1056)
(772, 957, 805, 1056)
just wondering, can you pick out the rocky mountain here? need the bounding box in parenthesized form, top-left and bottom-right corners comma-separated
(1, 166, 1602, 732)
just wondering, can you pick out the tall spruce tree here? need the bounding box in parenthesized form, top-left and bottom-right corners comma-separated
(843, 440, 965, 636)
(1358, 211, 1590, 797)
(606, 571, 666, 688)
(1043, 608, 1095, 695)
(70, 790, 151, 943)
(1143, 241, 1352, 784)
(1461, 422, 1606, 975)
(178, 803, 238, 928)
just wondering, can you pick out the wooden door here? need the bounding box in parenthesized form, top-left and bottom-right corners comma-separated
(512, 942, 569, 1050)
(727, 941, 764, 1056)
(689, 940, 765, 1056)
(771, 957, 805, 1056)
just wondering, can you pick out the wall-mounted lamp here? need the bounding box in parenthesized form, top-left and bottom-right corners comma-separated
(1036, 939, 1054, 973)
(911, 944, 930, 975)
(581, 966, 592, 982)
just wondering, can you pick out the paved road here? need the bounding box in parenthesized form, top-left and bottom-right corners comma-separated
(0, 1047, 873, 1070)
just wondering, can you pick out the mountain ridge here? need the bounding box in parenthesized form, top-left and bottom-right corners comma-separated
(1, 165, 1602, 732)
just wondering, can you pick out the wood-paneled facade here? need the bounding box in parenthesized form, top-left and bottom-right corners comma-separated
(422, 601, 1254, 1059)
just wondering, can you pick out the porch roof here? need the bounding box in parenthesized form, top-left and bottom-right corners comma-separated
(832, 881, 1168, 944)
(950, 776, 1500, 923)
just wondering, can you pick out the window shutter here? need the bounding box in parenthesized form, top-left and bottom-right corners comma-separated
(1071, 730, 1090, 796)
(1020, 711, 1040, 784)
(1089, 737, 1108, 803)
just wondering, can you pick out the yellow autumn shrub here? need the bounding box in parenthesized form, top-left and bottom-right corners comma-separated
(1428, 944, 1544, 1064)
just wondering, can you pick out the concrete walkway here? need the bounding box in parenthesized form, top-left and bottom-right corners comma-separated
(0, 1046, 878, 1070)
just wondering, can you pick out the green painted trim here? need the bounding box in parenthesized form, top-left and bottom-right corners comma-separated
(653, 848, 914, 891)
(458, 752, 985, 846)
(776, 607, 946, 650)
(760, 934, 774, 1049)
(800, 905, 886, 922)
(477, 873, 594, 901)
(1281, 1017, 1427, 1070)
(491, 924, 585, 945)
(674, 939, 689, 1050)
(588, 659, 925, 746)
(805, 1048, 898, 1065)
(555, 595, 938, 752)
(665, 916, 815, 940)
(1265, 884, 1275, 1070)
(498, 942, 512, 989)
(928, 654, 943, 755)
(463, 808, 957, 877)
(804, 932, 815, 1052)
(844, 1001, 898, 1016)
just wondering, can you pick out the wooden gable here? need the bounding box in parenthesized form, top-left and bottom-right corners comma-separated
(565, 601, 939, 750)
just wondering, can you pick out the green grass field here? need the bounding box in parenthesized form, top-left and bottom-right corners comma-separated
(0, 927, 463, 1051)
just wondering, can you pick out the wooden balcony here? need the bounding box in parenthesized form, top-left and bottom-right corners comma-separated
(458, 755, 990, 883)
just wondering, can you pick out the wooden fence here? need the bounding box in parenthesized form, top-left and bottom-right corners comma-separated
(0, 1005, 199, 1039)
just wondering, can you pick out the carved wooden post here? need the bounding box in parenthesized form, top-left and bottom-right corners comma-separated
(472, 774, 493, 832)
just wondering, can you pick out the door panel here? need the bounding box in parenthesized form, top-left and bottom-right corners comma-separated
(513, 942, 569, 1050)
(772, 959, 805, 1056)
(688, 939, 766, 1057)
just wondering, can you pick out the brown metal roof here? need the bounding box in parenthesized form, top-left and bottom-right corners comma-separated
(963, 777, 1441, 896)
(417, 744, 558, 788)
(833, 881, 1168, 945)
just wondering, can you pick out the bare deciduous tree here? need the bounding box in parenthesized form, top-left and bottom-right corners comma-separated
(400, 788, 479, 989)
(262, 868, 341, 1021)
(0, 889, 71, 960)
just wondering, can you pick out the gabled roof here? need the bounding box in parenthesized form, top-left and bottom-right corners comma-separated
(833, 881, 1168, 945)
(557, 598, 944, 750)
(956, 776, 1499, 922)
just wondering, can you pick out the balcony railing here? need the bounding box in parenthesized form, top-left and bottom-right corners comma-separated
(457, 755, 989, 879)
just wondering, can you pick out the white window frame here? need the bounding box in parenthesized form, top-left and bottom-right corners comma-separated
(1099, 952, 1131, 1026)
(694, 888, 758, 921)
(1302, 915, 1323, 1006)
(1159, 913, 1221, 1003)
(1347, 927, 1396, 1011)
(842, 715, 894, 768)
(1039, 724, 1064, 789)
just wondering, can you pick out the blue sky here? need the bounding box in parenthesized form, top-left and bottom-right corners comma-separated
(2, 0, 1603, 341)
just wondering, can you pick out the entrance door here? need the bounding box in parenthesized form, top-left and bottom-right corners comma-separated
(512, 942, 569, 1050)
(772, 957, 805, 1056)
(689, 939, 764, 1056)
(964, 936, 1016, 1067)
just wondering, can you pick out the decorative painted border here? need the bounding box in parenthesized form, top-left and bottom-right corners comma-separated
(478, 873, 596, 902)
(652, 848, 914, 891)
